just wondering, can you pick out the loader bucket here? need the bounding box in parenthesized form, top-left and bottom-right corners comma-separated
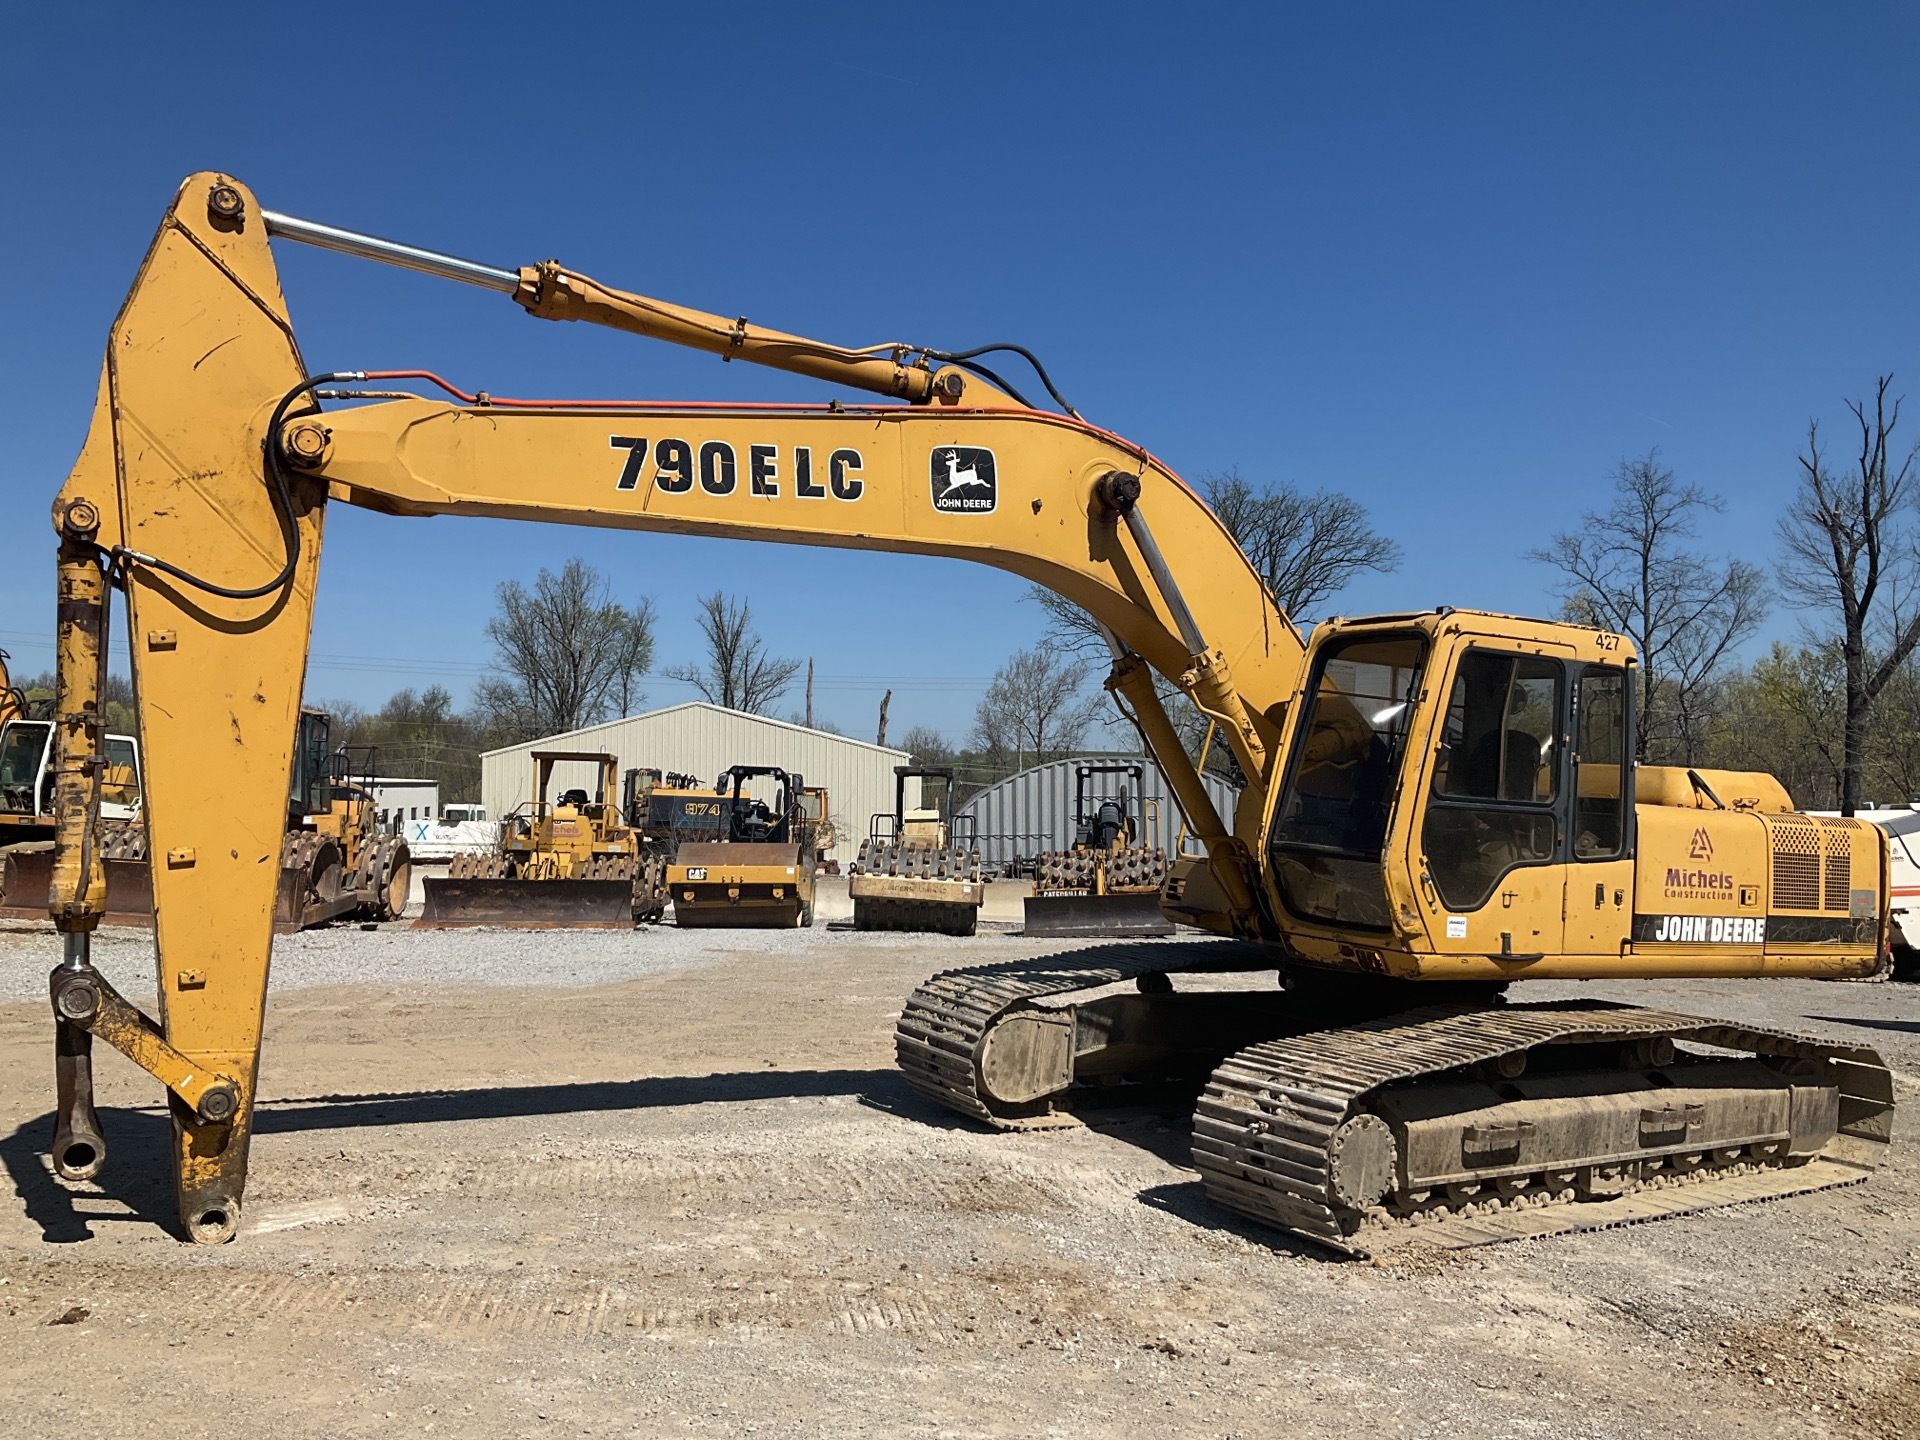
(0, 844, 155, 928)
(1022, 892, 1175, 939)
(414, 875, 636, 929)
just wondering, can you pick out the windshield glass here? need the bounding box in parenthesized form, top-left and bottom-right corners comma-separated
(1268, 634, 1428, 928)
(0, 722, 51, 815)
(102, 736, 141, 809)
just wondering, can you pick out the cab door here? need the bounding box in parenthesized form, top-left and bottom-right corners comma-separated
(1562, 664, 1634, 955)
(1418, 648, 1565, 959)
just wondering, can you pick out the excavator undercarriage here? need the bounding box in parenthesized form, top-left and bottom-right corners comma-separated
(896, 942, 1892, 1254)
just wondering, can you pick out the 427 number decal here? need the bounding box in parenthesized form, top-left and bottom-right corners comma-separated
(610, 437, 864, 501)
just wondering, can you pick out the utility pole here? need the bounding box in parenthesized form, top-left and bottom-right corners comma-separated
(805, 657, 814, 729)
(876, 689, 891, 747)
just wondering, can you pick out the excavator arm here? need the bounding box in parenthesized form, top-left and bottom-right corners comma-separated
(43, 173, 1309, 1240)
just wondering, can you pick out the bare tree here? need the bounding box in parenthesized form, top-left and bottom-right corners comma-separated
(1031, 468, 1400, 656)
(476, 559, 655, 740)
(663, 592, 802, 716)
(1702, 642, 1847, 810)
(970, 647, 1106, 769)
(898, 724, 956, 768)
(1779, 377, 1920, 814)
(1528, 452, 1767, 763)
(1200, 468, 1403, 615)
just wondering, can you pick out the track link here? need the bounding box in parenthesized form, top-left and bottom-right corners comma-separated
(894, 941, 1274, 1127)
(1193, 1002, 1894, 1256)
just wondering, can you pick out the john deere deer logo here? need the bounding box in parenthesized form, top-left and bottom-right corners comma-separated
(930, 446, 997, 514)
(1689, 827, 1714, 861)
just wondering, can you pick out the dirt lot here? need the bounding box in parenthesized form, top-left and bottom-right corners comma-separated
(0, 916, 1916, 1439)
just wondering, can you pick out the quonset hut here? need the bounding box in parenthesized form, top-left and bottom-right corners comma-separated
(956, 755, 1241, 873)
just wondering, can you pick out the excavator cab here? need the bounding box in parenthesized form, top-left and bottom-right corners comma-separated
(1255, 611, 1884, 980)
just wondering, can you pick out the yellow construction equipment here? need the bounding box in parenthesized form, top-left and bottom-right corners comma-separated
(1024, 762, 1173, 938)
(421, 750, 656, 928)
(274, 708, 412, 931)
(0, 707, 152, 926)
(850, 766, 983, 935)
(798, 783, 838, 873)
(35, 174, 1893, 1251)
(669, 765, 817, 927)
(0, 650, 22, 730)
(621, 766, 728, 920)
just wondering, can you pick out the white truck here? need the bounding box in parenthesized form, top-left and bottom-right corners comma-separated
(401, 803, 502, 862)
(1823, 808, 1920, 980)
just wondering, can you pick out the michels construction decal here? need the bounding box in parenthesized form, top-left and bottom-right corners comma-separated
(1663, 863, 1738, 901)
(1664, 826, 1739, 902)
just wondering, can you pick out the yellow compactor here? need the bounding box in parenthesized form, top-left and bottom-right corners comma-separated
(421, 751, 657, 928)
(1024, 762, 1173, 938)
(669, 765, 817, 927)
(850, 765, 984, 935)
(275, 709, 412, 931)
(31, 175, 1895, 1252)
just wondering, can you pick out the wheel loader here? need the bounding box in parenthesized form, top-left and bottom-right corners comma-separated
(30, 174, 1895, 1254)
(1023, 762, 1174, 939)
(669, 765, 817, 927)
(849, 765, 984, 935)
(420, 751, 657, 928)
(276, 708, 411, 931)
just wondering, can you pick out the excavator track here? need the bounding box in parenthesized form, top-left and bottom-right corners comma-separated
(897, 953, 1893, 1254)
(895, 941, 1277, 1127)
(1193, 1002, 1894, 1257)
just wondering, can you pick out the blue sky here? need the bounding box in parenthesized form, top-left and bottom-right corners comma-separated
(4, 4, 1916, 741)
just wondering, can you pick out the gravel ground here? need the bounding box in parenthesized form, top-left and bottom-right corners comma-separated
(0, 920, 1915, 1438)
(0, 915, 1053, 1002)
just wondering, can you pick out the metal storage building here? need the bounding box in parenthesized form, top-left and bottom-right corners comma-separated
(958, 755, 1241, 870)
(480, 702, 909, 868)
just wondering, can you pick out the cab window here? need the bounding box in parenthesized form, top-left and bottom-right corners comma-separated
(0, 721, 51, 814)
(102, 736, 141, 807)
(1572, 665, 1628, 860)
(1268, 633, 1428, 929)
(1422, 651, 1561, 911)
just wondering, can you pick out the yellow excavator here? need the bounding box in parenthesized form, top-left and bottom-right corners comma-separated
(0, 650, 21, 730)
(34, 174, 1892, 1252)
(0, 671, 152, 925)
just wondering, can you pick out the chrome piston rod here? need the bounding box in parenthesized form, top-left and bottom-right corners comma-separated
(262, 210, 519, 293)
